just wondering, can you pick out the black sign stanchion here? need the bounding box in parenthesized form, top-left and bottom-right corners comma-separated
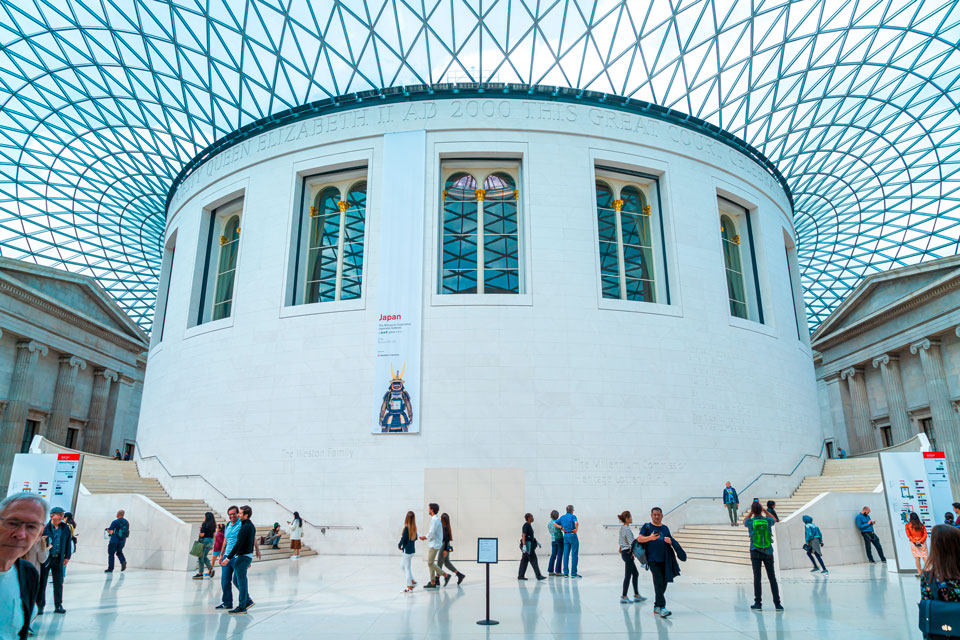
(476, 537, 499, 626)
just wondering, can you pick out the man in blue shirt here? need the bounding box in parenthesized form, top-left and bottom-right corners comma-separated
(105, 509, 129, 572)
(722, 482, 739, 526)
(557, 505, 581, 578)
(216, 506, 242, 610)
(855, 506, 886, 563)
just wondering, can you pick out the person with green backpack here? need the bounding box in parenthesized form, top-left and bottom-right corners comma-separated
(743, 501, 782, 611)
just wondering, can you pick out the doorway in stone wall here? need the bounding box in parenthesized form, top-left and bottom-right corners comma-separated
(424, 468, 524, 562)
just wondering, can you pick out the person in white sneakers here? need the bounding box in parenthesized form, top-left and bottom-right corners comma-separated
(287, 511, 303, 560)
(419, 503, 443, 589)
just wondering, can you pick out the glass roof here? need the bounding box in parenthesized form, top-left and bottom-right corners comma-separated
(1, 0, 959, 332)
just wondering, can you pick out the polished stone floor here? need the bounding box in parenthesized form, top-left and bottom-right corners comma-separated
(34, 555, 921, 639)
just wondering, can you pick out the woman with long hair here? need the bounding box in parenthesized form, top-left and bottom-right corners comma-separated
(193, 511, 217, 579)
(399, 511, 418, 592)
(906, 511, 929, 576)
(437, 513, 465, 586)
(921, 525, 960, 603)
(287, 511, 303, 560)
(617, 511, 645, 603)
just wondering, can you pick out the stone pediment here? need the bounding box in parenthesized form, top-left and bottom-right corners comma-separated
(0, 257, 147, 348)
(812, 255, 960, 346)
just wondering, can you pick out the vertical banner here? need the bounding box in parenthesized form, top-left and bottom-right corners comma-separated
(372, 130, 426, 434)
(879, 452, 953, 571)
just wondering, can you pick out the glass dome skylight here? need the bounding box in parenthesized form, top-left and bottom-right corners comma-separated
(1, 0, 958, 331)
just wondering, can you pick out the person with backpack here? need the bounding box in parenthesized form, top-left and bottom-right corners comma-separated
(105, 509, 129, 573)
(638, 507, 684, 618)
(744, 501, 782, 611)
(802, 515, 827, 573)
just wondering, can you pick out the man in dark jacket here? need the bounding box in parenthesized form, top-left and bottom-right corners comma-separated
(105, 509, 129, 572)
(224, 505, 260, 614)
(0, 492, 46, 640)
(39, 506, 72, 614)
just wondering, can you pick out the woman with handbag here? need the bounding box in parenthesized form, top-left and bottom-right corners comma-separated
(437, 513, 465, 587)
(192, 512, 217, 579)
(919, 524, 960, 639)
(908, 512, 930, 577)
(399, 511, 417, 592)
(802, 515, 827, 573)
(618, 511, 646, 604)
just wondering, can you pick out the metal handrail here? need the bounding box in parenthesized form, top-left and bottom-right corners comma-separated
(135, 452, 361, 532)
(663, 439, 827, 517)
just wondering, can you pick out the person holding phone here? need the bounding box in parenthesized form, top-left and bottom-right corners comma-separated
(637, 507, 674, 618)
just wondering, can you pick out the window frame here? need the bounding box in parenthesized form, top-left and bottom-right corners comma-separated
(437, 160, 524, 297)
(718, 196, 764, 324)
(593, 167, 670, 306)
(190, 196, 245, 328)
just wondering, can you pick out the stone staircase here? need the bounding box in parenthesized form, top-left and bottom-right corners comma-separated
(80, 456, 315, 562)
(677, 458, 882, 565)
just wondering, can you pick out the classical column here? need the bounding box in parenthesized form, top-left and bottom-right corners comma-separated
(872, 354, 912, 445)
(841, 366, 876, 453)
(83, 368, 118, 455)
(46, 356, 87, 446)
(825, 373, 854, 452)
(0, 340, 49, 487)
(911, 339, 960, 499)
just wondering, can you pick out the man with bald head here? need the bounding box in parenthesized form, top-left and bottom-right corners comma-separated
(0, 492, 47, 639)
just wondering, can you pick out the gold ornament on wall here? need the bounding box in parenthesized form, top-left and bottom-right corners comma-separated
(642, 204, 651, 216)
(613, 199, 624, 212)
(475, 188, 486, 201)
(337, 200, 348, 213)
(309, 205, 318, 217)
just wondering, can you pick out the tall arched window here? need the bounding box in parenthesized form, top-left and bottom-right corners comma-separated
(294, 170, 367, 306)
(441, 172, 479, 293)
(720, 214, 748, 319)
(481, 173, 519, 294)
(305, 187, 342, 303)
(595, 178, 658, 303)
(211, 215, 240, 320)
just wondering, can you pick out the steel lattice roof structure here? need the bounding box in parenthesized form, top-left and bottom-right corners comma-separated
(1, 0, 959, 332)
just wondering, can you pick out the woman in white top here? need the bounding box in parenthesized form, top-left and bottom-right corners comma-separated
(618, 511, 646, 604)
(287, 511, 303, 559)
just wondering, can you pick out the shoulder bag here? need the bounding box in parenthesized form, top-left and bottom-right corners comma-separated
(919, 575, 960, 638)
(632, 539, 647, 565)
(189, 539, 205, 557)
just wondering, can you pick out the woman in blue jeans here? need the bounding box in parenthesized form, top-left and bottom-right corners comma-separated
(547, 510, 564, 575)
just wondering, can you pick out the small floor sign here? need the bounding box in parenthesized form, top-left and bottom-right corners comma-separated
(476, 537, 499, 626)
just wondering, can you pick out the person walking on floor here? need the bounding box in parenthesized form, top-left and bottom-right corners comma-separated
(744, 501, 783, 611)
(856, 506, 887, 563)
(210, 523, 224, 578)
(802, 515, 827, 573)
(399, 511, 418, 592)
(0, 492, 46, 640)
(547, 510, 563, 576)
(222, 505, 260, 614)
(906, 511, 929, 577)
(723, 482, 740, 527)
(617, 511, 645, 604)
(518, 513, 545, 581)
(638, 507, 684, 618)
(193, 512, 217, 579)
(104, 509, 129, 573)
(437, 513, 466, 586)
(216, 506, 241, 610)
(38, 506, 71, 615)
(419, 503, 443, 589)
(287, 511, 303, 559)
(558, 505, 581, 578)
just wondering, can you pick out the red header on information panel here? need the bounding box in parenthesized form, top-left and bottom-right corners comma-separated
(56, 454, 80, 461)
(923, 452, 946, 459)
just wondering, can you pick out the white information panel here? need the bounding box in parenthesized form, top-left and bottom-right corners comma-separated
(371, 130, 425, 434)
(477, 538, 498, 564)
(6, 453, 82, 513)
(879, 451, 953, 572)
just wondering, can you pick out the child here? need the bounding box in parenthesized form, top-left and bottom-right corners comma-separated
(803, 515, 827, 573)
(209, 523, 225, 578)
(945, 512, 955, 526)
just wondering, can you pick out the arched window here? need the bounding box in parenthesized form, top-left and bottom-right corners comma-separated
(596, 179, 657, 302)
(441, 172, 479, 293)
(340, 181, 366, 300)
(481, 173, 519, 294)
(720, 214, 748, 319)
(211, 215, 240, 320)
(305, 187, 342, 303)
